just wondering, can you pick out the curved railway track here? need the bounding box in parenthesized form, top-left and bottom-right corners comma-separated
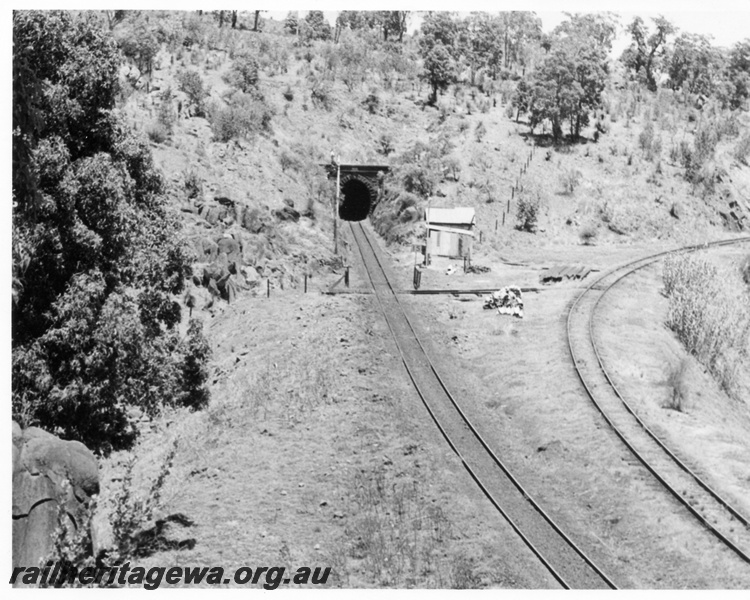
(349, 221, 617, 590)
(566, 236, 750, 566)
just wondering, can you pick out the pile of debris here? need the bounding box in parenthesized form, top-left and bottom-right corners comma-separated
(466, 264, 490, 274)
(483, 286, 524, 318)
(540, 265, 592, 284)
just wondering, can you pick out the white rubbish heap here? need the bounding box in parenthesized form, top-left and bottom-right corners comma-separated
(483, 286, 524, 318)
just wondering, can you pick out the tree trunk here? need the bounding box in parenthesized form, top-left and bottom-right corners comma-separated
(231, 11, 237, 29)
(254, 11, 260, 32)
(552, 119, 563, 141)
(218, 11, 224, 28)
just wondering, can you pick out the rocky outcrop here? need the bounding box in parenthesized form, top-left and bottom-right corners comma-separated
(12, 422, 99, 585)
(272, 205, 300, 223)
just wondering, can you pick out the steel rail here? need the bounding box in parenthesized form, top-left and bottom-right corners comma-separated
(566, 235, 750, 565)
(350, 221, 617, 590)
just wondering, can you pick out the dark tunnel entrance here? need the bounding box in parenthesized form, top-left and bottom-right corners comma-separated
(339, 178, 372, 221)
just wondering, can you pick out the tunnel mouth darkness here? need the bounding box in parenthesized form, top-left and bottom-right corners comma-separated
(339, 178, 372, 221)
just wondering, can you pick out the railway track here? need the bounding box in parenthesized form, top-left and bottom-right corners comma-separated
(349, 221, 617, 590)
(566, 236, 750, 566)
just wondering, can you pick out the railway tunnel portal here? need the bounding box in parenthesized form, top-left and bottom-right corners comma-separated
(323, 163, 390, 222)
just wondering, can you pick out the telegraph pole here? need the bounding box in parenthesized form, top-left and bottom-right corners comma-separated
(334, 154, 340, 255)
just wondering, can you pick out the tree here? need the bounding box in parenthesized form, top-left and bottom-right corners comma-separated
(553, 12, 619, 54)
(378, 11, 409, 42)
(501, 12, 543, 72)
(621, 15, 677, 91)
(115, 16, 160, 76)
(284, 11, 298, 35)
(420, 11, 460, 55)
(422, 43, 455, 105)
(721, 39, 750, 109)
(461, 12, 505, 81)
(419, 12, 460, 103)
(12, 11, 210, 454)
(514, 39, 608, 140)
(302, 10, 332, 43)
(668, 33, 724, 97)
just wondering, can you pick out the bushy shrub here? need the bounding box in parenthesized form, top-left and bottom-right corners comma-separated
(363, 92, 380, 114)
(156, 87, 176, 134)
(183, 168, 203, 200)
(560, 168, 582, 195)
(638, 121, 654, 154)
(397, 163, 436, 197)
(176, 69, 209, 117)
(223, 51, 259, 92)
(179, 319, 211, 410)
(579, 223, 598, 245)
(146, 122, 169, 144)
(664, 358, 689, 411)
(207, 93, 273, 142)
(516, 194, 540, 233)
(442, 155, 461, 181)
(311, 81, 334, 111)
(377, 133, 395, 156)
(663, 253, 750, 399)
(278, 149, 302, 172)
(474, 120, 487, 142)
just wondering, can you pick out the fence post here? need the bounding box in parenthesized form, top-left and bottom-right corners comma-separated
(495, 219, 498, 231)
(267, 279, 270, 298)
(345, 266, 350, 288)
(502, 212, 506, 226)
(304, 274, 307, 293)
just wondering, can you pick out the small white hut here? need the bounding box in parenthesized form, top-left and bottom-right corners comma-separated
(425, 207, 476, 259)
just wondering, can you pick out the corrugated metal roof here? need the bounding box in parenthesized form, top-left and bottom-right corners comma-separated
(426, 207, 476, 226)
(427, 224, 475, 237)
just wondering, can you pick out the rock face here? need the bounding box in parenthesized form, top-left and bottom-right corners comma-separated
(12, 421, 99, 585)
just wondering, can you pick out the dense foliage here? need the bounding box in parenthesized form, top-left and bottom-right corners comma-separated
(511, 14, 611, 140)
(12, 11, 210, 454)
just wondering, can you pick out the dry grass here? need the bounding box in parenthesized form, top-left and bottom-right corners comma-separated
(663, 253, 750, 400)
(327, 464, 479, 588)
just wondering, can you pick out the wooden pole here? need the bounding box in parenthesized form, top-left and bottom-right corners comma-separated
(304, 274, 307, 293)
(267, 279, 270, 298)
(334, 156, 340, 254)
(502, 212, 505, 226)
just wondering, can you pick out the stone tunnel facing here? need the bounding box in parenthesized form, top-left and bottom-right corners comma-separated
(339, 178, 372, 221)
